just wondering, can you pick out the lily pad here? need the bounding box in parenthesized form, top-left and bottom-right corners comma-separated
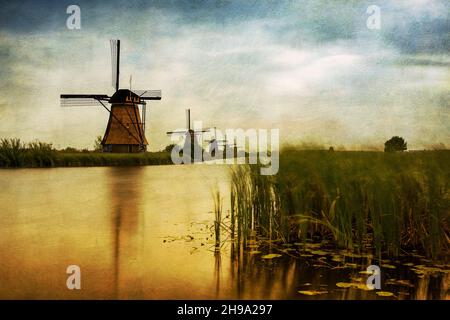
(403, 263, 414, 267)
(261, 253, 282, 259)
(376, 291, 394, 297)
(336, 282, 372, 291)
(332, 255, 344, 262)
(358, 270, 374, 275)
(310, 250, 329, 256)
(336, 282, 353, 288)
(298, 290, 328, 296)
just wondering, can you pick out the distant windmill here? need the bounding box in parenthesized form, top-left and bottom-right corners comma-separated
(223, 133, 239, 159)
(166, 109, 208, 161)
(207, 127, 227, 157)
(60, 39, 161, 153)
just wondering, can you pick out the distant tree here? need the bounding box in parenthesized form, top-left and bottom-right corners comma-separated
(94, 135, 103, 152)
(60, 146, 80, 153)
(384, 136, 407, 152)
(328, 146, 334, 152)
(164, 143, 176, 153)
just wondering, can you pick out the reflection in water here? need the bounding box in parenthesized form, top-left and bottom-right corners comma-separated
(0, 166, 447, 299)
(214, 251, 221, 298)
(108, 167, 144, 298)
(218, 241, 449, 300)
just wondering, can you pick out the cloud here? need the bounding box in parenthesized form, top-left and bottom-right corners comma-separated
(0, 0, 448, 150)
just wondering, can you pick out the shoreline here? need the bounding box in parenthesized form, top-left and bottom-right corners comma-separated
(0, 151, 173, 168)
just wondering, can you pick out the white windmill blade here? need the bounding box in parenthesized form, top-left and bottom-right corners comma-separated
(110, 39, 120, 91)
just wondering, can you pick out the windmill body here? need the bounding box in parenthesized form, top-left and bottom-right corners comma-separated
(60, 40, 161, 153)
(102, 89, 148, 152)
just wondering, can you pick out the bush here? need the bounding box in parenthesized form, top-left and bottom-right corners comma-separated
(385, 136, 407, 152)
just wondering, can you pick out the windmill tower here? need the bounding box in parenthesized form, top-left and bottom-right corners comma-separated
(60, 40, 161, 153)
(207, 127, 227, 157)
(166, 109, 208, 162)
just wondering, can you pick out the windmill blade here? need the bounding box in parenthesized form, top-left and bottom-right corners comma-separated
(133, 90, 162, 100)
(110, 39, 120, 91)
(166, 130, 188, 135)
(61, 98, 103, 107)
(60, 94, 109, 107)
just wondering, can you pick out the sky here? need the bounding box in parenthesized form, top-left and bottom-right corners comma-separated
(0, 0, 448, 151)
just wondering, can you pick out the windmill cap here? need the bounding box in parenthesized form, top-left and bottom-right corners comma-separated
(109, 89, 141, 104)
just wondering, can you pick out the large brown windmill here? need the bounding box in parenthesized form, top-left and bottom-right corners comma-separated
(60, 40, 161, 153)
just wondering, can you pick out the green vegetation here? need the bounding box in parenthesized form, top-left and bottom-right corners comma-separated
(229, 149, 450, 260)
(0, 138, 172, 168)
(385, 136, 407, 152)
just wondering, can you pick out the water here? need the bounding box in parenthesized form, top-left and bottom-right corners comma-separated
(0, 166, 448, 299)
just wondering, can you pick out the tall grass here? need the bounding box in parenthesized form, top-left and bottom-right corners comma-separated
(230, 166, 287, 246)
(213, 189, 223, 249)
(0, 138, 55, 167)
(228, 150, 450, 260)
(0, 138, 172, 168)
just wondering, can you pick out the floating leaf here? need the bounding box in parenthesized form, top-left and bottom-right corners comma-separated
(376, 291, 394, 297)
(403, 263, 414, 267)
(358, 270, 373, 275)
(336, 282, 372, 291)
(261, 253, 282, 259)
(382, 264, 396, 269)
(336, 282, 353, 288)
(310, 250, 329, 256)
(298, 290, 328, 296)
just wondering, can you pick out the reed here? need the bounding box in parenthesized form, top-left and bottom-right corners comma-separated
(0, 138, 56, 167)
(212, 188, 223, 249)
(227, 150, 450, 259)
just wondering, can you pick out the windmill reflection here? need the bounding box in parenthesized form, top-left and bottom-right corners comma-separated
(108, 167, 143, 298)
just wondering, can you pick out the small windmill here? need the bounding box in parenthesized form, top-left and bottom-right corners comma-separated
(60, 40, 161, 153)
(207, 127, 227, 157)
(166, 109, 208, 161)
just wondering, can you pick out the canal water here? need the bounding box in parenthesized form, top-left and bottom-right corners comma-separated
(0, 166, 448, 299)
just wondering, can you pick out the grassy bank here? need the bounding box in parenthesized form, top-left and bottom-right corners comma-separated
(0, 138, 172, 168)
(229, 150, 450, 260)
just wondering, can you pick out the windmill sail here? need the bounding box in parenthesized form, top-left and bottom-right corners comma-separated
(60, 94, 109, 107)
(110, 39, 120, 91)
(133, 89, 162, 100)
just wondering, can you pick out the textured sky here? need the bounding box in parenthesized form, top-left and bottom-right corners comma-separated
(0, 0, 448, 150)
